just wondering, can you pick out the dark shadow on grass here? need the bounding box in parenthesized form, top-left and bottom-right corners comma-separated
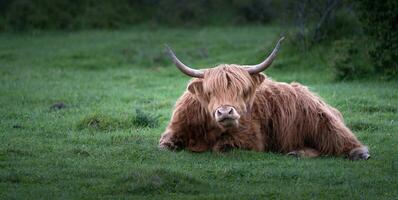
(0, 172, 42, 184)
(77, 113, 126, 131)
(5, 148, 33, 156)
(116, 168, 207, 195)
(77, 109, 159, 132)
(133, 109, 159, 128)
(70, 148, 90, 157)
(0, 52, 17, 62)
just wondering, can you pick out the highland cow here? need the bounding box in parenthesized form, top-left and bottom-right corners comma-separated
(159, 37, 370, 160)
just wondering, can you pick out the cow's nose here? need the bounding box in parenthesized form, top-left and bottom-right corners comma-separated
(215, 106, 236, 119)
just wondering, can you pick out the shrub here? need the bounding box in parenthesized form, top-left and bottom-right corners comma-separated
(331, 39, 373, 80)
(235, 0, 276, 24)
(320, 7, 363, 41)
(2, 0, 148, 30)
(0, 0, 282, 31)
(153, 0, 209, 26)
(287, 0, 362, 49)
(357, 0, 398, 79)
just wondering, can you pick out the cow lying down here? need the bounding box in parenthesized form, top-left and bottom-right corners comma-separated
(159, 37, 370, 160)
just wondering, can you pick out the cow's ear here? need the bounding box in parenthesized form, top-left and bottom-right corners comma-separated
(251, 73, 266, 85)
(187, 80, 203, 95)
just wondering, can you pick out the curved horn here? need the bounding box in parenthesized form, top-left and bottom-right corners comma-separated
(246, 37, 285, 74)
(165, 44, 204, 78)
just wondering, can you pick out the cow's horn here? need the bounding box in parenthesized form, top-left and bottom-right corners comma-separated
(165, 44, 204, 78)
(245, 37, 285, 74)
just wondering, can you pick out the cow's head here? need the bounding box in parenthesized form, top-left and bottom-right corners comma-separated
(166, 37, 284, 129)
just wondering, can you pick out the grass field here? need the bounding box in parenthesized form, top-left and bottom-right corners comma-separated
(0, 26, 397, 199)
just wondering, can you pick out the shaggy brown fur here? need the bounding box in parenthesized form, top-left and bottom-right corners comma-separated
(159, 65, 369, 160)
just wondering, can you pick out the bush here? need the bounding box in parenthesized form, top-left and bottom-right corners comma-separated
(153, 0, 209, 26)
(320, 7, 363, 41)
(2, 0, 148, 30)
(0, 0, 281, 31)
(331, 39, 373, 80)
(234, 0, 276, 24)
(287, 0, 362, 49)
(358, 0, 398, 79)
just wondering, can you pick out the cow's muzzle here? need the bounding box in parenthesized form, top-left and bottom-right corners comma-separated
(214, 106, 240, 128)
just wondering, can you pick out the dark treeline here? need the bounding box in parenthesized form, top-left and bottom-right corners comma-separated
(0, 0, 287, 30)
(0, 0, 396, 79)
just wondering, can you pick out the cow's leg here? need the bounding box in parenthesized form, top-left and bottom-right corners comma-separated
(314, 110, 370, 160)
(159, 92, 212, 151)
(287, 147, 320, 158)
(159, 129, 184, 151)
(212, 137, 235, 152)
(212, 128, 265, 153)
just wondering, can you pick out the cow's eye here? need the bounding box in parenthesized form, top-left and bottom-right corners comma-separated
(243, 90, 249, 97)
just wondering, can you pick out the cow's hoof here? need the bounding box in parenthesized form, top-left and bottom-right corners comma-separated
(212, 143, 233, 153)
(349, 146, 370, 160)
(287, 151, 302, 158)
(158, 142, 175, 150)
(158, 140, 183, 151)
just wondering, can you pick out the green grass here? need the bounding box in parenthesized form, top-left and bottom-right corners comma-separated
(0, 26, 397, 199)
